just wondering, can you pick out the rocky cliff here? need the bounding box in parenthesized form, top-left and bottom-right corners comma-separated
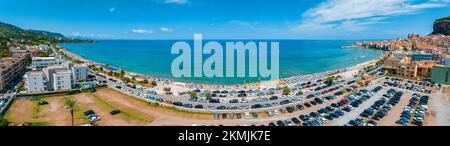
(432, 16, 450, 35)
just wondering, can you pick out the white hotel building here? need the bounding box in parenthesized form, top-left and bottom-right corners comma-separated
(51, 70, 72, 91)
(26, 71, 47, 93)
(26, 62, 88, 93)
(31, 57, 65, 70)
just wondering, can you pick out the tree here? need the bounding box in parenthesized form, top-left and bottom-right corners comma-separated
(190, 92, 197, 98)
(403, 47, 408, 52)
(163, 87, 171, 92)
(326, 76, 338, 86)
(142, 79, 149, 84)
(112, 72, 119, 77)
(205, 92, 212, 100)
(282, 87, 291, 95)
(0, 117, 10, 126)
(121, 77, 131, 83)
(151, 81, 157, 86)
(64, 97, 78, 126)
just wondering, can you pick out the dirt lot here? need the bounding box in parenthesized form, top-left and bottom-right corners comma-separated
(6, 95, 87, 126)
(5, 88, 216, 126)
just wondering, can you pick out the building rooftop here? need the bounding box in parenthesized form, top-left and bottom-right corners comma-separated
(386, 56, 401, 62)
(418, 60, 436, 68)
(73, 64, 88, 67)
(32, 57, 57, 60)
(27, 71, 44, 76)
(0, 53, 28, 70)
(54, 69, 72, 74)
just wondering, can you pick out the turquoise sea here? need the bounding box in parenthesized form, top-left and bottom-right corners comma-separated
(60, 40, 383, 84)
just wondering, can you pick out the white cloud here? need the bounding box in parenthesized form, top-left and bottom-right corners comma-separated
(132, 29, 153, 34)
(292, 0, 450, 32)
(109, 7, 116, 13)
(164, 0, 188, 4)
(228, 20, 259, 29)
(160, 27, 173, 32)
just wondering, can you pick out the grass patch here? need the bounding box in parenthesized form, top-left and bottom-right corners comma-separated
(30, 122, 49, 126)
(87, 93, 153, 122)
(2, 99, 16, 119)
(159, 105, 213, 115)
(32, 99, 41, 119)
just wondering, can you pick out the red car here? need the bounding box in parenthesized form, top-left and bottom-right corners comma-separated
(340, 99, 349, 104)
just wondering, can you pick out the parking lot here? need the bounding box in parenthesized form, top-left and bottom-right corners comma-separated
(255, 76, 445, 126)
(94, 70, 367, 113)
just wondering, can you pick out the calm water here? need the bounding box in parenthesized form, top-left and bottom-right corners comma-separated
(60, 40, 383, 84)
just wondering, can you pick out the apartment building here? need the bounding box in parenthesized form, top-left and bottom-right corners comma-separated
(31, 57, 65, 70)
(412, 53, 433, 61)
(395, 60, 418, 79)
(0, 53, 30, 92)
(26, 62, 89, 93)
(384, 55, 435, 79)
(64, 63, 88, 83)
(26, 71, 47, 93)
(52, 69, 72, 91)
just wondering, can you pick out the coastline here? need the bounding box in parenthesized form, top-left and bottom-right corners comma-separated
(59, 44, 387, 89)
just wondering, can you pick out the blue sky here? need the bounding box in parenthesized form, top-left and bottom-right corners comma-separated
(0, 0, 449, 40)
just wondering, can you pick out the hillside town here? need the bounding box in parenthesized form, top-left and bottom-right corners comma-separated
(353, 34, 450, 85)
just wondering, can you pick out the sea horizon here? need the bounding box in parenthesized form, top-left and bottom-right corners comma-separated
(67, 38, 392, 42)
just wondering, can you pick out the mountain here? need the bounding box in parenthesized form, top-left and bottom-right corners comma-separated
(432, 16, 450, 35)
(27, 29, 66, 39)
(0, 21, 92, 44)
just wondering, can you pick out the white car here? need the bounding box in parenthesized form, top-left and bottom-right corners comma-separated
(274, 110, 280, 115)
(244, 112, 251, 119)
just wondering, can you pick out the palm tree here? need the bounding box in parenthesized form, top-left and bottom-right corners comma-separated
(64, 97, 77, 126)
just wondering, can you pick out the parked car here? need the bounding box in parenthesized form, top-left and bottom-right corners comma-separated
(245, 112, 251, 119)
(38, 101, 48, 105)
(110, 110, 121, 115)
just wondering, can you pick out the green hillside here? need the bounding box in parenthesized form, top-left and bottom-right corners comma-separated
(0, 21, 66, 44)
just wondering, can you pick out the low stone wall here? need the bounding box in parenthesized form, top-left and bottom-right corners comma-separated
(16, 84, 107, 98)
